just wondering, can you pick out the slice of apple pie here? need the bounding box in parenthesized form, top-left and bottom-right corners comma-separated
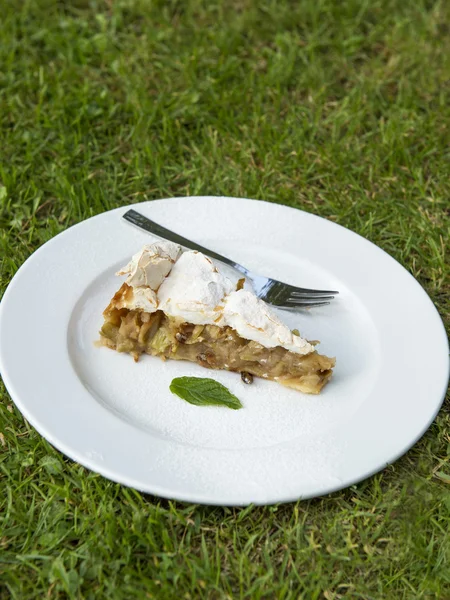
(99, 242, 335, 394)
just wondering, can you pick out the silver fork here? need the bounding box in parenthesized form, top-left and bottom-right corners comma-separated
(123, 209, 338, 309)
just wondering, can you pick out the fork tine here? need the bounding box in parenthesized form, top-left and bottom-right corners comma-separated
(290, 289, 339, 297)
(280, 300, 331, 309)
(287, 294, 335, 302)
(283, 298, 332, 307)
(287, 293, 335, 301)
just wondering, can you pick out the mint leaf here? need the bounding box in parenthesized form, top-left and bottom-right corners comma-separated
(170, 377, 243, 410)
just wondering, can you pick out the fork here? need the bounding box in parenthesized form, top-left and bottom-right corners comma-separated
(123, 209, 338, 309)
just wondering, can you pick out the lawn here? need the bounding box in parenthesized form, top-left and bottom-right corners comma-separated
(1, 0, 450, 598)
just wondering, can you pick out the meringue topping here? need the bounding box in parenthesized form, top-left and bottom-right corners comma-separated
(117, 241, 181, 289)
(116, 242, 314, 356)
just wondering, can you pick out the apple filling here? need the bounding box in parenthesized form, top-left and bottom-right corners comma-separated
(100, 288, 335, 394)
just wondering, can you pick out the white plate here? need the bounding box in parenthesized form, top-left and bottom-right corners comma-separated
(0, 197, 448, 505)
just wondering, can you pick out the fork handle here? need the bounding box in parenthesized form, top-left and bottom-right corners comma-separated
(123, 209, 249, 275)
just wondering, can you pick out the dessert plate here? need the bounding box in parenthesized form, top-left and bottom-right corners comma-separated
(0, 197, 448, 505)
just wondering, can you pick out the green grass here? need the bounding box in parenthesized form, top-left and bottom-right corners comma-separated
(1, 0, 450, 598)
